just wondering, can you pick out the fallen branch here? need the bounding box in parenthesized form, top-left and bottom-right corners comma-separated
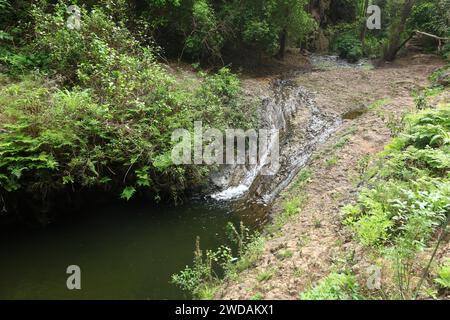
(413, 30, 450, 41)
(414, 30, 450, 53)
(389, 30, 449, 59)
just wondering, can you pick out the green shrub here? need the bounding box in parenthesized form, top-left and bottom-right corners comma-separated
(435, 260, 450, 289)
(171, 237, 229, 299)
(345, 178, 449, 247)
(408, 2, 449, 38)
(430, 65, 450, 84)
(183, 0, 224, 60)
(363, 36, 387, 59)
(441, 44, 450, 61)
(344, 104, 449, 251)
(334, 33, 362, 62)
(300, 272, 361, 300)
(352, 209, 393, 247)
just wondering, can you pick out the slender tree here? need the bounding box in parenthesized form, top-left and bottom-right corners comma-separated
(384, 0, 415, 61)
(360, 0, 370, 54)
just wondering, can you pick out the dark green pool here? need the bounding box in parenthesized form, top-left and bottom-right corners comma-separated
(0, 200, 266, 299)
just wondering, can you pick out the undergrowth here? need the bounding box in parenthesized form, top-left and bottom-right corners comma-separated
(300, 272, 361, 300)
(342, 97, 449, 299)
(171, 222, 265, 299)
(0, 2, 256, 220)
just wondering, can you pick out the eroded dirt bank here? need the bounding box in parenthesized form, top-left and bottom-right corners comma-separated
(217, 54, 447, 299)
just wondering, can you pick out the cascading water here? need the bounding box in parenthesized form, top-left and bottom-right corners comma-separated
(210, 79, 341, 204)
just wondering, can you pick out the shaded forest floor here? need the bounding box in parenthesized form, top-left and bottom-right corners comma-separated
(217, 53, 448, 299)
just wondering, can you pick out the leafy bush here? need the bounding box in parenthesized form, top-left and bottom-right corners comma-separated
(363, 36, 388, 59)
(183, 0, 224, 60)
(0, 3, 254, 216)
(30, 2, 141, 81)
(429, 65, 450, 88)
(134, 0, 316, 60)
(242, 19, 279, 54)
(345, 165, 449, 248)
(434, 260, 450, 289)
(404, 108, 450, 148)
(300, 272, 361, 300)
(441, 44, 450, 61)
(334, 33, 362, 62)
(0, 80, 107, 193)
(350, 206, 393, 247)
(171, 236, 225, 298)
(0, 70, 247, 202)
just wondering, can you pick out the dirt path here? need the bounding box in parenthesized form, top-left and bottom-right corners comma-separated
(217, 54, 445, 300)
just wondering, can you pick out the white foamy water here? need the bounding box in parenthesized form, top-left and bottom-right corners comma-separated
(211, 184, 249, 200)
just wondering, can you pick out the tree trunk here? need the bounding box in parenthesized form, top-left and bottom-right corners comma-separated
(384, 0, 415, 61)
(277, 28, 287, 60)
(360, 0, 369, 54)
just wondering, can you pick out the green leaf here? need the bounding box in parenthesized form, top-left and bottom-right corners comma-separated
(120, 186, 136, 201)
(135, 166, 151, 187)
(62, 175, 74, 184)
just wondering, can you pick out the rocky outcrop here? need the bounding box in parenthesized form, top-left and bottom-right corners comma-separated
(308, 0, 357, 26)
(307, 0, 358, 52)
(437, 70, 450, 87)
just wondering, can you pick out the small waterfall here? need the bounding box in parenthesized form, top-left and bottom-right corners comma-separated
(210, 127, 279, 201)
(210, 79, 341, 203)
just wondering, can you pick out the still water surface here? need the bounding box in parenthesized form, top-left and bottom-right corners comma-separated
(0, 200, 265, 299)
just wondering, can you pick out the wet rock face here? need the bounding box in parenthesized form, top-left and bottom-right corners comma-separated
(209, 54, 375, 204)
(210, 78, 340, 204)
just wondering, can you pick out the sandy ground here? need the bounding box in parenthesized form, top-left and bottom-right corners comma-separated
(217, 53, 448, 299)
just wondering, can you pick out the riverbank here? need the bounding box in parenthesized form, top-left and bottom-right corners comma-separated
(216, 54, 449, 300)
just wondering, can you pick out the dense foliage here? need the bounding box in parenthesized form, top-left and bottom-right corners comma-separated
(0, 0, 317, 64)
(344, 105, 449, 246)
(334, 33, 363, 62)
(0, 0, 448, 65)
(324, 0, 449, 60)
(343, 97, 449, 298)
(0, 1, 256, 221)
(132, 0, 317, 61)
